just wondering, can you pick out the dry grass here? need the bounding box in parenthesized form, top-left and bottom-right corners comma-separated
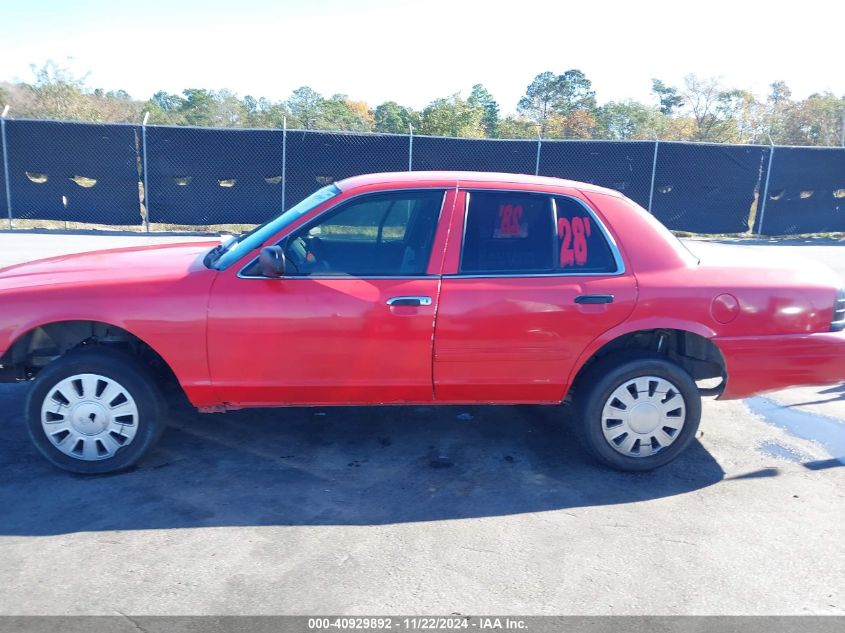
(674, 230, 845, 241)
(4, 218, 257, 235)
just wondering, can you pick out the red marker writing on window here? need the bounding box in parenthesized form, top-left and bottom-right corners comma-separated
(496, 204, 524, 237)
(558, 216, 591, 267)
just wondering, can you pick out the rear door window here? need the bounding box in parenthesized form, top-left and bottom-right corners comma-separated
(459, 191, 618, 275)
(460, 191, 555, 274)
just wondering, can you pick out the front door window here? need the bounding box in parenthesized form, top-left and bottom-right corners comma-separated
(283, 190, 445, 276)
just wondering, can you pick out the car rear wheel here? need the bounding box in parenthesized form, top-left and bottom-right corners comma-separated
(573, 353, 701, 471)
(26, 347, 166, 474)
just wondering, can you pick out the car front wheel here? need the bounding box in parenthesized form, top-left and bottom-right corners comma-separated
(574, 353, 702, 471)
(26, 348, 166, 474)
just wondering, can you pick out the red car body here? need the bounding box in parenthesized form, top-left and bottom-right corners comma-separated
(1, 171, 844, 412)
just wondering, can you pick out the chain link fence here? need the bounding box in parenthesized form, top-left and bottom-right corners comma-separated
(1, 119, 141, 226)
(651, 142, 769, 234)
(144, 125, 284, 226)
(756, 146, 845, 234)
(0, 114, 843, 235)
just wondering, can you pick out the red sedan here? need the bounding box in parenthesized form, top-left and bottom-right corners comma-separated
(1, 171, 843, 474)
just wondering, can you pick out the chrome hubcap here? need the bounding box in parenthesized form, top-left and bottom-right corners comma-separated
(40, 373, 139, 461)
(601, 376, 686, 458)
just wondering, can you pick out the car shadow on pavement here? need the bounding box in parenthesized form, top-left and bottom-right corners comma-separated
(0, 384, 725, 536)
(784, 383, 845, 407)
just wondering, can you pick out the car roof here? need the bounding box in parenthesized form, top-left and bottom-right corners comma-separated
(336, 171, 621, 196)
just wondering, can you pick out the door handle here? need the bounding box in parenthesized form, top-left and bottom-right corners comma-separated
(575, 294, 614, 305)
(386, 296, 432, 307)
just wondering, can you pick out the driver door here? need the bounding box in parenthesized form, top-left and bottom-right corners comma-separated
(206, 188, 453, 406)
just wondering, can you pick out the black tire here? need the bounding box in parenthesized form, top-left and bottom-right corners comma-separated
(25, 347, 167, 474)
(572, 352, 702, 471)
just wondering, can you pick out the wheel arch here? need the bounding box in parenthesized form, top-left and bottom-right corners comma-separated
(565, 321, 726, 401)
(0, 319, 182, 392)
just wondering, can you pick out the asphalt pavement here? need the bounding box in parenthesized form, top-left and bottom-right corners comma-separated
(0, 231, 843, 615)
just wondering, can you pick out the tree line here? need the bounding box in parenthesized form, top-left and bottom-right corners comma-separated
(1, 61, 843, 146)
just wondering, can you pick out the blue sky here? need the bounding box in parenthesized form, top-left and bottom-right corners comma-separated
(1, 0, 841, 114)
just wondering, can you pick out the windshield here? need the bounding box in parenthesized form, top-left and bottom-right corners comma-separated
(212, 184, 341, 270)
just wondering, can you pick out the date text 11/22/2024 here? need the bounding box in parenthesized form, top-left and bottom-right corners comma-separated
(307, 617, 528, 630)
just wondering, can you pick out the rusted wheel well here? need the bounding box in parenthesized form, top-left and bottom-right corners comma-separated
(570, 329, 726, 399)
(0, 321, 180, 391)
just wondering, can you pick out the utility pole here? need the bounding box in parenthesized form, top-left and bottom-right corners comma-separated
(841, 108, 845, 147)
(1, 105, 12, 229)
(141, 112, 151, 232)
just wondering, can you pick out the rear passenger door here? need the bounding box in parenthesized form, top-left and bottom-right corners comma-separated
(433, 189, 638, 403)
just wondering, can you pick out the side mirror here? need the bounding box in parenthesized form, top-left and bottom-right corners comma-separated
(258, 245, 286, 278)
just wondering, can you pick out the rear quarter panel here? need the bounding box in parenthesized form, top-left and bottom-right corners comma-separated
(571, 192, 843, 398)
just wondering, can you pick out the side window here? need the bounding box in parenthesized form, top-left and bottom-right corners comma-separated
(460, 192, 555, 274)
(380, 201, 412, 242)
(554, 196, 617, 273)
(283, 190, 444, 276)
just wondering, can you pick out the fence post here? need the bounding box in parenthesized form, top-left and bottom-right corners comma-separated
(1, 105, 12, 230)
(408, 124, 413, 171)
(141, 112, 151, 232)
(757, 137, 775, 236)
(282, 116, 287, 212)
(647, 139, 659, 213)
(535, 127, 542, 176)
